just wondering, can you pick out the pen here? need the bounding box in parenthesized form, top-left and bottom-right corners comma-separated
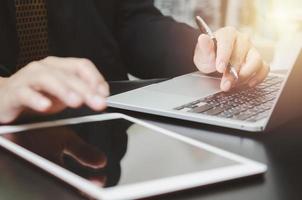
(195, 16, 239, 81)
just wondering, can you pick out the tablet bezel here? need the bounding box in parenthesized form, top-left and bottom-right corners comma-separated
(0, 113, 267, 200)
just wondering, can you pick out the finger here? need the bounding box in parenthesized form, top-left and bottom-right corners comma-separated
(0, 88, 51, 123)
(229, 32, 251, 72)
(64, 135, 107, 169)
(42, 57, 109, 96)
(248, 62, 270, 87)
(194, 34, 216, 74)
(54, 72, 107, 111)
(239, 47, 263, 81)
(16, 87, 52, 112)
(215, 27, 237, 73)
(220, 70, 236, 92)
(30, 71, 83, 108)
(70, 58, 109, 96)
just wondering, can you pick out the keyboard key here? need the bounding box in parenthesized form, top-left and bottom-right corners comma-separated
(174, 105, 185, 110)
(218, 111, 233, 118)
(234, 113, 253, 121)
(247, 111, 270, 122)
(189, 104, 214, 113)
(204, 107, 225, 116)
(186, 104, 198, 109)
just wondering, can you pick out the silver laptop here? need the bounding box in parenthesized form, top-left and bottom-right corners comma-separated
(108, 47, 302, 132)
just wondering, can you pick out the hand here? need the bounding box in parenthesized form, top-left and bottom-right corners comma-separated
(193, 27, 270, 92)
(0, 57, 109, 123)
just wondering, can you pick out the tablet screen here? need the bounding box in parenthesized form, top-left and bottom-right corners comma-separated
(2, 118, 239, 188)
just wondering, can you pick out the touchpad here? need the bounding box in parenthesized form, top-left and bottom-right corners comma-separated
(145, 73, 221, 98)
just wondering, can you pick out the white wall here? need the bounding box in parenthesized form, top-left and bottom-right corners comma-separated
(154, 0, 222, 30)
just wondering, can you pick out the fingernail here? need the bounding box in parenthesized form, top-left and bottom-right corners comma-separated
(68, 92, 81, 106)
(98, 85, 109, 97)
(38, 99, 50, 110)
(90, 95, 106, 109)
(217, 61, 226, 73)
(222, 80, 232, 91)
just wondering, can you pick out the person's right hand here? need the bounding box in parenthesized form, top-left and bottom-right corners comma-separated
(0, 57, 109, 123)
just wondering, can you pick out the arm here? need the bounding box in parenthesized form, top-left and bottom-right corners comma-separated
(117, 0, 199, 79)
(117, 0, 269, 92)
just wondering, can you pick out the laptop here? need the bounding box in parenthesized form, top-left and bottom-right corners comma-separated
(108, 47, 302, 132)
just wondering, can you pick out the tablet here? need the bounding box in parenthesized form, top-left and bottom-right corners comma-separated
(0, 113, 266, 200)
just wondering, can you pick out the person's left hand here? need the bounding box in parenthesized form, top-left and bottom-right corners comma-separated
(193, 27, 270, 92)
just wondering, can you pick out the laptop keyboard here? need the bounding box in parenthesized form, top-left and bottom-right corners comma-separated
(174, 75, 284, 122)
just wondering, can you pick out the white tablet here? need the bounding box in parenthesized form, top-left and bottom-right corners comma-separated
(0, 113, 266, 200)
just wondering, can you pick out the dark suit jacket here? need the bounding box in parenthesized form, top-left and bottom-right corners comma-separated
(0, 0, 199, 80)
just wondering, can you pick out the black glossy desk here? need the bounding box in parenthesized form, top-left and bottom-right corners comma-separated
(0, 80, 302, 200)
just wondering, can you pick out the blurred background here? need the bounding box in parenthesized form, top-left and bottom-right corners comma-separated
(155, 0, 302, 71)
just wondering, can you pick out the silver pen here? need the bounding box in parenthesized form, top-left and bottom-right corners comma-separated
(195, 16, 239, 81)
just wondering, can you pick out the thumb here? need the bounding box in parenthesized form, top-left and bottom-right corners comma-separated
(194, 34, 216, 74)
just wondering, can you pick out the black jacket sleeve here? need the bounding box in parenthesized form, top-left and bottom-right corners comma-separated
(0, 64, 12, 77)
(117, 0, 199, 79)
